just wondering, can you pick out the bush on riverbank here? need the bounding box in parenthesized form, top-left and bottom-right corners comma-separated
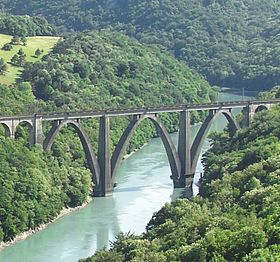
(80, 105, 280, 261)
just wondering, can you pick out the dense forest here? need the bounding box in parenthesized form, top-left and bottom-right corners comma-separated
(0, 28, 214, 242)
(80, 99, 280, 261)
(2, 0, 280, 89)
(23, 31, 214, 110)
(0, 13, 56, 36)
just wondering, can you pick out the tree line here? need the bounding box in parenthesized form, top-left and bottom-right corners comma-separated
(0, 12, 56, 36)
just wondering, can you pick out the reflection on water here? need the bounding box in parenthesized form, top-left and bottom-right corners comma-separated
(0, 92, 253, 262)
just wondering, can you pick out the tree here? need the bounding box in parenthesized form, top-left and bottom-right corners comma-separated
(11, 48, 26, 66)
(10, 36, 20, 45)
(2, 43, 13, 51)
(35, 48, 42, 57)
(21, 36, 27, 46)
(0, 58, 8, 74)
(10, 54, 20, 66)
(18, 48, 25, 57)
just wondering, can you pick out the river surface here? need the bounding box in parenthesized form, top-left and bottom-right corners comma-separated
(0, 91, 254, 262)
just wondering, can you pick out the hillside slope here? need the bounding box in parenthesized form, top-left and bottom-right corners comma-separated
(22, 30, 214, 111)
(2, 0, 280, 90)
(0, 34, 60, 85)
(0, 12, 56, 36)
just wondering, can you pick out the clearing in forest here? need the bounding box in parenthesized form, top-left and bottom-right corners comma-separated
(0, 34, 60, 85)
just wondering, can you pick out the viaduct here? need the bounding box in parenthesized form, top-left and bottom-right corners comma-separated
(1, 99, 279, 196)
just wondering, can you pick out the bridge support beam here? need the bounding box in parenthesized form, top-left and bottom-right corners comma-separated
(32, 116, 43, 146)
(177, 110, 193, 188)
(241, 105, 251, 127)
(97, 116, 114, 196)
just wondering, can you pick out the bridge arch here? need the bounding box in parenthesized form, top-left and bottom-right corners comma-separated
(111, 114, 181, 183)
(0, 122, 12, 138)
(191, 110, 239, 174)
(255, 105, 268, 113)
(15, 120, 34, 145)
(44, 120, 100, 186)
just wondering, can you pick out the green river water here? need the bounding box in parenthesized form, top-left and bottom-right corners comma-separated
(0, 91, 255, 262)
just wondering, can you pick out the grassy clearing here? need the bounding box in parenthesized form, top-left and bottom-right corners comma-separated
(0, 34, 60, 85)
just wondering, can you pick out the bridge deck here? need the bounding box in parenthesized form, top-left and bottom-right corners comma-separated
(1, 99, 280, 121)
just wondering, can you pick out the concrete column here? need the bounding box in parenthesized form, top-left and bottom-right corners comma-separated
(33, 116, 43, 146)
(177, 110, 193, 188)
(241, 105, 251, 127)
(98, 116, 113, 196)
(11, 119, 20, 139)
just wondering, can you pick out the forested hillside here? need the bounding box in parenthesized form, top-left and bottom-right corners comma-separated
(21, 30, 215, 153)
(23, 31, 213, 110)
(80, 103, 280, 261)
(2, 0, 280, 90)
(0, 13, 56, 36)
(0, 30, 214, 243)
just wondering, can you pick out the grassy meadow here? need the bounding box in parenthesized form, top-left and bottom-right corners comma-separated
(0, 34, 60, 85)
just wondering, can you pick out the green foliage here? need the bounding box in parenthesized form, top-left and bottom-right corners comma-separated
(0, 138, 91, 241)
(23, 30, 213, 109)
(258, 85, 280, 99)
(0, 83, 42, 115)
(1, 42, 12, 51)
(3, 0, 280, 89)
(0, 28, 214, 244)
(0, 57, 7, 74)
(10, 48, 26, 66)
(0, 12, 56, 36)
(0, 33, 60, 85)
(10, 35, 20, 45)
(34, 48, 42, 57)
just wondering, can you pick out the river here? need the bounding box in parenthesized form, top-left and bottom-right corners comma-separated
(0, 91, 255, 262)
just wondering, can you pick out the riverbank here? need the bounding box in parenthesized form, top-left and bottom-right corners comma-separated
(0, 143, 149, 252)
(0, 196, 93, 251)
(123, 142, 148, 160)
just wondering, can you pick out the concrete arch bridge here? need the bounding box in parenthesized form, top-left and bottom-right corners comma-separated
(1, 99, 279, 196)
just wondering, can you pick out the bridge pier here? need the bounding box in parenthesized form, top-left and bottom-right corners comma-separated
(176, 110, 194, 188)
(97, 116, 114, 196)
(241, 105, 252, 127)
(32, 116, 43, 146)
